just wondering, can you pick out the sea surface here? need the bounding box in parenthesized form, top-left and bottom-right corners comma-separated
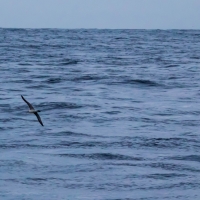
(0, 29, 200, 200)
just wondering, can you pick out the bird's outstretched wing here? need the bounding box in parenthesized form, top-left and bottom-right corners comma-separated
(34, 112, 44, 126)
(21, 95, 34, 110)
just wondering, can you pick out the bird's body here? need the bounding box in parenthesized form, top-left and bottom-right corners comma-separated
(29, 110, 40, 113)
(21, 95, 44, 126)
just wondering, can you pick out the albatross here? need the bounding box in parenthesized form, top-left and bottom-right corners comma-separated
(21, 95, 44, 126)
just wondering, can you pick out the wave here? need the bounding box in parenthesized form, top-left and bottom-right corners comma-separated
(59, 59, 78, 65)
(40, 102, 82, 111)
(57, 153, 143, 161)
(72, 74, 106, 82)
(113, 78, 161, 87)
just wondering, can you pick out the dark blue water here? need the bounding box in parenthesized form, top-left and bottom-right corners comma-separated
(0, 29, 200, 200)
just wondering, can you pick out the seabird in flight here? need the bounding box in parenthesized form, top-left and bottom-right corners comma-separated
(21, 95, 44, 126)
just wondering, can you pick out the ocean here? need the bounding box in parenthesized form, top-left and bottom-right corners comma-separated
(0, 28, 200, 200)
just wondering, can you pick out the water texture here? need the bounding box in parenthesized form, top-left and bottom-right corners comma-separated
(0, 29, 200, 200)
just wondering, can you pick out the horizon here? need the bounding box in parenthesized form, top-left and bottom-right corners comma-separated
(1, 28, 200, 30)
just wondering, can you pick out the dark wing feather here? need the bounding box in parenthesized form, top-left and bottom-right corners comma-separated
(34, 112, 44, 126)
(21, 95, 34, 110)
